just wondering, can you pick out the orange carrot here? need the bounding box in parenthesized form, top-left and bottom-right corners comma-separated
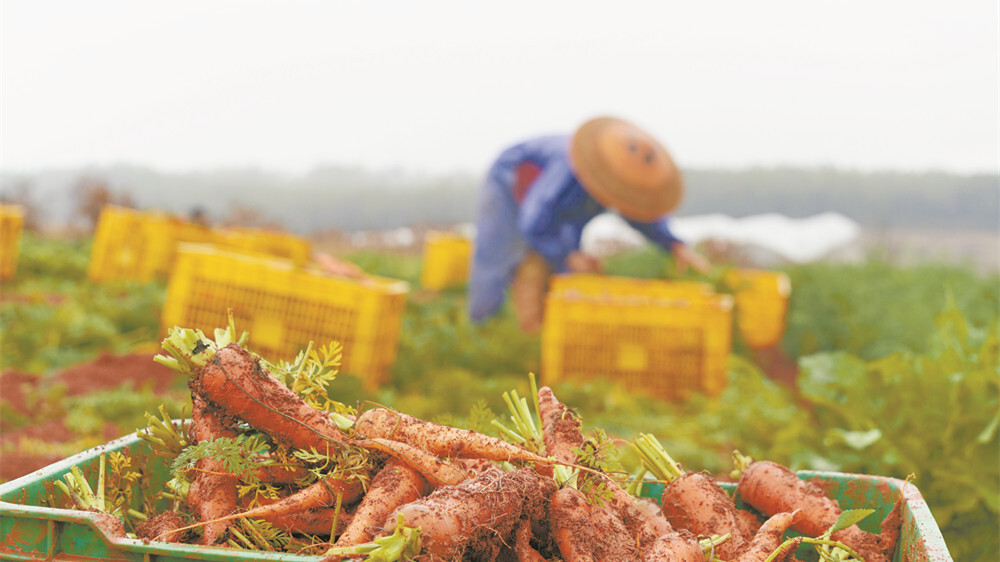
(641, 530, 704, 562)
(549, 486, 644, 562)
(549, 487, 598, 562)
(136, 511, 185, 543)
(735, 510, 800, 562)
(354, 407, 553, 464)
(514, 518, 547, 562)
(660, 471, 749, 559)
(385, 467, 557, 561)
(738, 460, 888, 562)
(187, 394, 238, 545)
(160, 474, 364, 542)
(538, 386, 584, 465)
(355, 437, 467, 487)
(262, 508, 353, 536)
(191, 343, 345, 453)
(633, 497, 674, 538)
(333, 459, 429, 547)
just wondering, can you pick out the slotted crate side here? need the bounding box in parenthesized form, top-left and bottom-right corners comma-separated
(0, 205, 24, 281)
(213, 228, 312, 266)
(420, 232, 472, 290)
(549, 273, 715, 300)
(723, 269, 791, 349)
(542, 292, 732, 400)
(88, 206, 176, 283)
(162, 246, 408, 389)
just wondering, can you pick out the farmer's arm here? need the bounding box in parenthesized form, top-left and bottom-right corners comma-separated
(627, 217, 711, 274)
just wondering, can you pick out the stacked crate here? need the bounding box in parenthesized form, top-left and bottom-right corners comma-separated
(161, 244, 409, 389)
(542, 274, 733, 400)
(0, 205, 25, 281)
(420, 231, 472, 290)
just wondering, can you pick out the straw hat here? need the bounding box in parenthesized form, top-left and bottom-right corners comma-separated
(568, 116, 683, 222)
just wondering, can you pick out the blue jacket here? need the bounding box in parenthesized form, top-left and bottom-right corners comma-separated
(468, 134, 682, 322)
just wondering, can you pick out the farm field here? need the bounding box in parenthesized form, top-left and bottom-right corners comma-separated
(0, 232, 997, 560)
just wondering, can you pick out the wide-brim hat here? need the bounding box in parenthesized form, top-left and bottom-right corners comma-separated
(568, 116, 683, 222)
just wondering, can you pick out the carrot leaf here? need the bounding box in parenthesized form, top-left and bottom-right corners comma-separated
(822, 509, 875, 538)
(322, 512, 421, 561)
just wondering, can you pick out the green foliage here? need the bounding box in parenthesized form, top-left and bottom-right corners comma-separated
(0, 234, 164, 373)
(171, 434, 270, 479)
(782, 259, 998, 360)
(268, 341, 346, 413)
(796, 303, 999, 561)
(12, 232, 91, 280)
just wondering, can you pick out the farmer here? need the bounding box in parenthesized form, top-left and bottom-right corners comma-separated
(468, 116, 711, 333)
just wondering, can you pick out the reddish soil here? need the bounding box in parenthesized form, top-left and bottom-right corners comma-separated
(0, 352, 183, 482)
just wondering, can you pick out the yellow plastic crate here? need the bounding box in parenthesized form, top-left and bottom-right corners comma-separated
(88, 206, 214, 282)
(542, 274, 733, 400)
(420, 231, 472, 290)
(88, 206, 312, 283)
(0, 204, 25, 281)
(723, 269, 791, 349)
(161, 244, 409, 389)
(213, 227, 312, 266)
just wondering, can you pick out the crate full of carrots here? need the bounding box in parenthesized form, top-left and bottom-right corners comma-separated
(542, 274, 734, 400)
(0, 320, 950, 560)
(161, 244, 408, 389)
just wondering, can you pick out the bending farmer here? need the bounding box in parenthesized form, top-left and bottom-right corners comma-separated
(468, 116, 711, 332)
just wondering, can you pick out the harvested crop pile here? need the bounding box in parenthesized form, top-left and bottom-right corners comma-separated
(40, 317, 905, 561)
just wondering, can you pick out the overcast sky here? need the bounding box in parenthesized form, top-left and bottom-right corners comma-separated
(2, 1, 997, 176)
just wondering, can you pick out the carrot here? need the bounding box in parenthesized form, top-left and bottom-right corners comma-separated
(738, 460, 888, 562)
(251, 463, 310, 485)
(549, 485, 644, 562)
(538, 385, 584, 465)
(633, 434, 747, 558)
(514, 518, 547, 562)
(549, 487, 598, 561)
(187, 394, 238, 545)
(190, 343, 346, 453)
(632, 497, 674, 538)
(384, 467, 557, 561)
(641, 530, 704, 562)
(737, 506, 763, 541)
(136, 511, 186, 543)
(734, 510, 800, 562)
(355, 437, 467, 487)
(160, 474, 364, 542)
(333, 459, 429, 547)
(262, 507, 353, 536)
(660, 471, 749, 559)
(354, 407, 554, 464)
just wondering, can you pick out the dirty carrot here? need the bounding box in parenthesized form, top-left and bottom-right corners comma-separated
(354, 438, 467, 487)
(354, 407, 554, 464)
(738, 460, 889, 562)
(333, 459, 430, 547)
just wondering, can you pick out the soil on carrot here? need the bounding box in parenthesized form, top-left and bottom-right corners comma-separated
(0, 352, 183, 482)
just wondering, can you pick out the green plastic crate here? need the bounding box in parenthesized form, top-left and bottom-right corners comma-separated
(1, 433, 951, 561)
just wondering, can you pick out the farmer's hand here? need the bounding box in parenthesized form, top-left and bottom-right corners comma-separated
(566, 251, 604, 274)
(670, 242, 712, 275)
(313, 251, 365, 279)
